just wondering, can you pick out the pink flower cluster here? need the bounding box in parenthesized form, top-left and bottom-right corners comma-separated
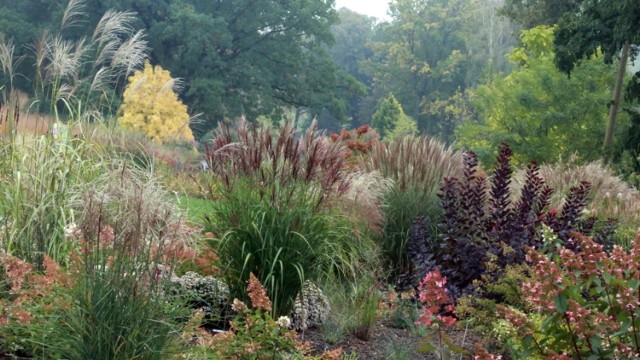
(415, 269, 456, 328)
(511, 231, 640, 357)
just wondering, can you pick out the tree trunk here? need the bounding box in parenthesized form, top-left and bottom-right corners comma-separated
(603, 42, 630, 163)
(294, 107, 305, 130)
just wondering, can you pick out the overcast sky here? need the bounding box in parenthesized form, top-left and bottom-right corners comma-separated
(334, 0, 390, 20)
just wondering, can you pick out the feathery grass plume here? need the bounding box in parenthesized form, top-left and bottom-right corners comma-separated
(22, 6, 148, 119)
(361, 135, 464, 193)
(111, 29, 149, 78)
(93, 10, 137, 72)
(89, 66, 111, 94)
(205, 118, 351, 205)
(359, 135, 464, 279)
(45, 35, 75, 84)
(160, 77, 184, 94)
(514, 156, 640, 227)
(339, 170, 393, 234)
(69, 37, 91, 90)
(93, 10, 137, 46)
(0, 32, 24, 95)
(29, 30, 50, 95)
(61, 0, 86, 30)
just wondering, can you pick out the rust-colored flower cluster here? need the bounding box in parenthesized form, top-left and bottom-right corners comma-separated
(329, 125, 380, 162)
(474, 344, 502, 359)
(247, 272, 272, 312)
(0, 255, 70, 327)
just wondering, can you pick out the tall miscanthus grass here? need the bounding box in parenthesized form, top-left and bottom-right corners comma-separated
(204, 119, 375, 316)
(205, 118, 351, 207)
(2, 164, 191, 359)
(359, 135, 465, 278)
(1, 0, 149, 121)
(0, 117, 107, 267)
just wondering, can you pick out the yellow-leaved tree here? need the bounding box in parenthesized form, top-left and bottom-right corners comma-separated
(119, 62, 194, 142)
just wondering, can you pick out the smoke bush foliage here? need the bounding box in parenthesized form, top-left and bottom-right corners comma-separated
(410, 143, 617, 297)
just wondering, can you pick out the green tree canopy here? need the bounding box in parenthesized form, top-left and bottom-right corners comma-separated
(499, 0, 581, 29)
(455, 26, 620, 165)
(1, 0, 361, 137)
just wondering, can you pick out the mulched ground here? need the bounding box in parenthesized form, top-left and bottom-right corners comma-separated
(301, 319, 484, 359)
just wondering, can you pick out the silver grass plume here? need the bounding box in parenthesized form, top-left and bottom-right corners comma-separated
(45, 35, 75, 83)
(61, 0, 86, 30)
(111, 30, 149, 78)
(93, 10, 137, 45)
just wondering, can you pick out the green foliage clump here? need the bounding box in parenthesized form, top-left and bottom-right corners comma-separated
(456, 256, 532, 355)
(372, 94, 417, 140)
(206, 179, 368, 317)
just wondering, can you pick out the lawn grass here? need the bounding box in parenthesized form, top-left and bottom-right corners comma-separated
(176, 195, 216, 224)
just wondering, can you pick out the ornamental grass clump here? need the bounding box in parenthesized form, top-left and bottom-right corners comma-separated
(360, 135, 464, 279)
(204, 120, 375, 317)
(206, 178, 368, 317)
(44, 164, 192, 360)
(0, 111, 108, 267)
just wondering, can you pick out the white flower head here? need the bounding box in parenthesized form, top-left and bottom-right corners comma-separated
(276, 316, 291, 329)
(64, 222, 80, 239)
